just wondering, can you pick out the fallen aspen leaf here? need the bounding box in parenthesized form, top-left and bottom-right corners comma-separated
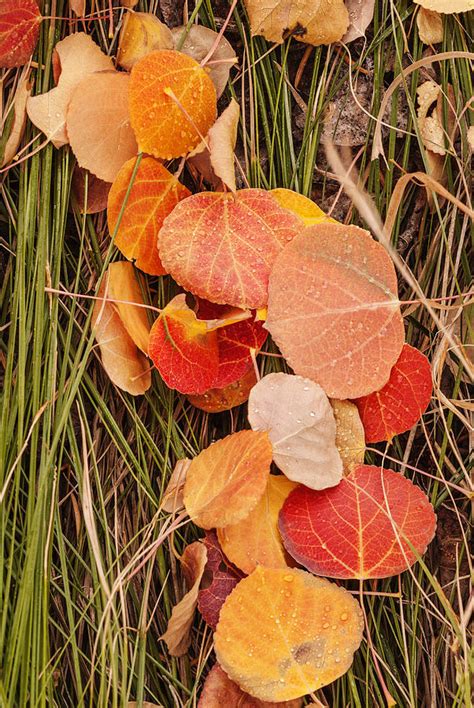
(71, 166, 110, 214)
(183, 430, 272, 529)
(279, 465, 437, 579)
(69, 0, 85, 16)
(354, 344, 432, 443)
(188, 369, 258, 413)
(1, 70, 31, 167)
(199, 663, 302, 707)
(243, 0, 349, 46)
(266, 223, 405, 399)
(331, 399, 365, 474)
(159, 189, 301, 309)
(0, 0, 41, 68)
(107, 261, 150, 353)
(270, 188, 334, 225)
(67, 71, 138, 182)
(197, 531, 243, 629)
(107, 156, 190, 275)
(129, 49, 217, 159)
(117, 11, 174, 71)
(148, 294, 219, 395)
(161, 459, 191, 513)
(417, 7, 444, 43)
(27, 33, 114, 148)
(343, 0, 375, 43)
(218, 474, 297, 574)
(417, 80, 456, 156)
(215, 566, 364, 701)
(207, 98, 240, 192)
(171, 24, 237, 98)
(413, 0, 473, 13)
(248, 373, 343, 490)
(91, 276, 151, 395)
(161, 541, 207, 656)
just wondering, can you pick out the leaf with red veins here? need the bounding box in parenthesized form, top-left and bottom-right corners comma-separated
(197, 530, 243, 629)
(0, 0, 41, 68)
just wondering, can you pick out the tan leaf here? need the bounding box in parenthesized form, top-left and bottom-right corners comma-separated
(107, 261, 150, 353)
(331, 399, 365, 474)
(117, 11, 174, 71)
(66, 71, 138, 182)
(27, 33, 113, 148)
(413, 0, 473, 13)
(467, 125, 474, 152)
(161, 459, 191, 513)
(1, 69, 31, 167)
(128, 703, 163, 708)
(161, 541, 207, 656)
(91, 274, 151, 395)
(198, 664, 302, 707)
(171, 25, 237, 98)
(417, 7, 443, 44)
(248, 373, 343, 490)
(69, 0, 85, 16)
(243, 0, 349, 46)
(343, 0, 375, 43)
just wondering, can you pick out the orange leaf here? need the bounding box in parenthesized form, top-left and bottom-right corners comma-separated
(218, 474, 297, 574)
(271, 188, 334, 225)
(187, 368, 257, 413)
(0, 0, 41, 68)
(266, 223, 405, 399)
(331, 399, 365, 474)
(107, 156, 190, 276)
(159, 190, 302, 309)
(214, 567, 364, 701)
(199, 663, 302, 707)
(148, 294, 219, 395)
(129, 49, 217, 159)
(67, 71, 138, 183)
(117, 11, 174, 71)
(107, 261, 150, 353)
(183, 430, 272, 529)
(91, 275, 151, 395)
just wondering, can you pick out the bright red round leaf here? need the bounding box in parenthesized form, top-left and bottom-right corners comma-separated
(354, 344, 432, 442)
(0, 0, 41, 68)
(279, 465, 436, 579)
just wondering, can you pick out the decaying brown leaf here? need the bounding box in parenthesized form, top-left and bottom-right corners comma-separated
(69, 0, 85, 16)
(162, 459, 191, 513)
(161, 542, 207, 656)
(71, 166, 110, 214)
(343, 0, 375, 43)
(417, 7, 443, 44)
(117, 11, 174, 71)
(1, 69, 31, 167)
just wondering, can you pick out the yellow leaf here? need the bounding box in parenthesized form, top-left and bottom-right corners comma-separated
(271, 188, 334, 225)
(117, 11, 174, 71)
(331, 399, 365, 474)
(413, 0, 473, 13)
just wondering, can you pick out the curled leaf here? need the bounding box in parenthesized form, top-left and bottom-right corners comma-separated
(107, 261, 150, 353)
(199, 663, 302, 707)
(117, 11, 174, 71)
(248, 373, 343, 490)
(187, 369, 258, 413)
(197, 531, 243, 629)
(183, 430, 272, 529)
(0, 0, 41, 68)
(207, 98, 240, 193)
(342, 0, 375, 43)
(161, 459, 191, 513)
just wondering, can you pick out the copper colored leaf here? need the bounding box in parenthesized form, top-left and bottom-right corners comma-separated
(215, 567, 364, 701)
(27, 33, 114, 148)
(91, 277, 151, 395)
(354, 344, 432, 443)
(279, 465, 437, 579)
(248, 373, 343, 490)
(197, 531, 243, 629)
(69, 0, 85, 16)
(218, 474, 297, 574)
(342, 0, 375, 43)
(199, 664, 302, 708)
(243, 0, 349, 46)
(107, 261, 150, 353)
(129, 49, 217, 159)
(266, 223, 405, 399)
(171, 25, 237, 99)
(331, 399, 365, 474)
(161, 459, 191, 513)
(107, 156, 190, 276)
(183, 430, 272, 529)
(188, 369, 257, 413)
(159, 189, 302, 309)
(417, 7, 444, 43)
(413, 0, 473, 13)
(270, 188, 334, 225)
(67, 71, 138, 183)
(1, 70, 31, 167)
(161, 541, 207, 656)
(71, 166, 110, 214)
(0, 0, 41, 68)
(148, 294, 219, 395)
(117, 11, 174, 71)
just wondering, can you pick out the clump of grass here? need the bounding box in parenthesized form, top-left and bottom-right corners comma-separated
(0, 1, 472, 706)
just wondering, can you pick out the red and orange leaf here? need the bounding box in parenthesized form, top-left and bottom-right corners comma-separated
(107, 156, 190, 275)
(218, 475, 297, 574)
(197, 531, 243, 629)
(198, 664, 302, 708)
(271, 188, 335, 225)
(279, 465, 436, 579)
(266, 223, 405, 399)
(214, 567, 364, 702)
(188, 368, 257, 413)
(0, 0, 41, 68)
(159, 190, 302, 309)
(129, 49, 217, 159)
(354, 344, 432, 442)
(183, 430, 272, 529)
(148, 294, 219, 395)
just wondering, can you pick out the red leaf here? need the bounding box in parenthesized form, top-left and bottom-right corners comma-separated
(197, 531, 243, 629)
(279, 465, 436, 579)
(0, 0, 41, 68)
(354, 344, 432, 442)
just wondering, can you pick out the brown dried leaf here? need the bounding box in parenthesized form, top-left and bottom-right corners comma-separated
(117, 11, 174, 71)
(417, 7, 444, 44)
(162, 459, 191, 513)
(1, 69, 31, 167)
(69, 0, 85, 16)
(343, 0, 375, 43)
(71, 166, 110, 214)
